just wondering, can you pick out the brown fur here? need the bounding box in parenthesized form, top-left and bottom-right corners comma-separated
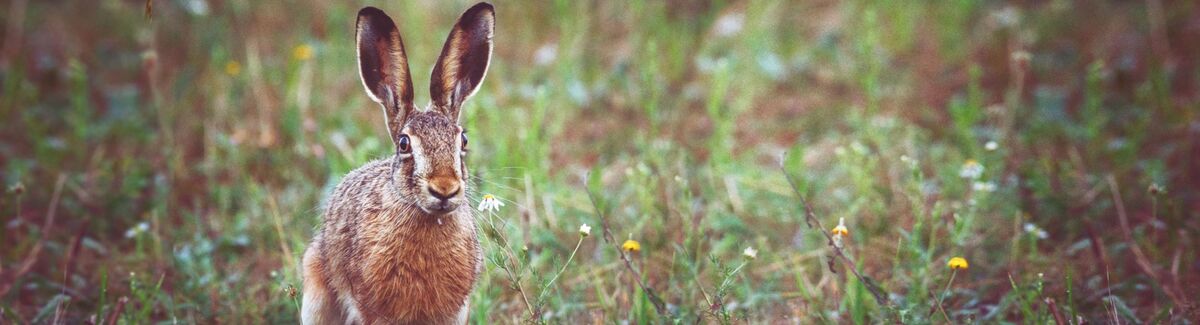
(302, 3, 494, 324)
(305, 159, 480, 324)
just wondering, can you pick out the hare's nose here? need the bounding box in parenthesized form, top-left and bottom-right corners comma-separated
(427, 178, 461, 201)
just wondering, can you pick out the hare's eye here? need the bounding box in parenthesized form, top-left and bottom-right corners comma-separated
(398, 135, 411, 153)
(461, 132, 468, 149)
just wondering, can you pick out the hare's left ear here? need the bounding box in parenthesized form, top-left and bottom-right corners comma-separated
(429, 2, 494, 121)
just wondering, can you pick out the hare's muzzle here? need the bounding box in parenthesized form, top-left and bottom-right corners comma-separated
(424, 176, 462, 213)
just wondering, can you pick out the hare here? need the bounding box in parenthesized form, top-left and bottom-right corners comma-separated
(301, 3, 494, 324)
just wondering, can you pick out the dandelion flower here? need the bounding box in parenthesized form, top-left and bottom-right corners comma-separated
(959, 160, 984, 179)
(948, 257, 969, 270)
(293, 44, 314, 61)
(742, 247, 758, 259)
(831, 217, 849, 236)
(477, 194, 505, 212)
(224, 61, 242, 76)
(622, 239, 641, 253)
(578, 224, 591, 237)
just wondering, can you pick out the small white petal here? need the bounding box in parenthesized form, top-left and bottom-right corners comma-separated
(973, 181, 997, 192)
(742, 247, 758, 259)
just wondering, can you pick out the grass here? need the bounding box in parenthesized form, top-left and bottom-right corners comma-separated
(2, 0, 1198, 323)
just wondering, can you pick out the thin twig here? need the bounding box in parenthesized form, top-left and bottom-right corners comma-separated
(266, 192, 295, 273)
(584, 181, 669, 316)
(780, 165, 889, 306)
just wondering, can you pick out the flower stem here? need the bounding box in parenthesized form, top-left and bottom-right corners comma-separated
(538, 235, 584, 303)
(935, 270, 958, 323)
(718, 261, 749, 290)
(483, 210, 537, 319)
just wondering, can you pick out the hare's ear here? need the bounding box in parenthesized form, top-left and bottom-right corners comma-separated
(357, 7, 415, 147)
(429, 2, 494, 121)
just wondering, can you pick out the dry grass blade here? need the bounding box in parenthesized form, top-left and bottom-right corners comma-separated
(0, 174, 66, 297)
(1046, 298, 1066, 325)
(104, 296, 128, 325)
(1106, 175, 1187, 307)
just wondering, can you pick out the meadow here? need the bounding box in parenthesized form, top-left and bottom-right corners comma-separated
(2, 0, 1198, 323)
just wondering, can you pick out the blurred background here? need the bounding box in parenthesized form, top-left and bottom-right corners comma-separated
(2, 0, 1198, 323)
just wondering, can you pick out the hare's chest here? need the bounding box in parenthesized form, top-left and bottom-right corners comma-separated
(357, 218, 479, 322)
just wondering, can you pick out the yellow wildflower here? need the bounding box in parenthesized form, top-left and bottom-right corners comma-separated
(948, 257, 969, 270)
(224, 61, 241, 76)
(293, 44, 314, 61)
(622, 239, 641, 253)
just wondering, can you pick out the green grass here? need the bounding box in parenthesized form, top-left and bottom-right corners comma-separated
(2, 0, 1198, 323)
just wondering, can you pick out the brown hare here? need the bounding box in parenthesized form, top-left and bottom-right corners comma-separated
(301, 3, 494, 324)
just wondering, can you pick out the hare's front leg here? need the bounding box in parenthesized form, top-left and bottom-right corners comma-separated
(301, 242, 345, 325)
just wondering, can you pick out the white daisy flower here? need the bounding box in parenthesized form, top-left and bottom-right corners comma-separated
(742, 247, 758, 259)
(1023, 223, 1049, 239)
(124, 221, 150, 239)
(959, 160, 984, 179)
(477, 194, 505, 212)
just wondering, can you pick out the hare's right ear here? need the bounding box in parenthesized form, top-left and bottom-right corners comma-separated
(356, 7, 415, 147)
(429, 2, 494, 121)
